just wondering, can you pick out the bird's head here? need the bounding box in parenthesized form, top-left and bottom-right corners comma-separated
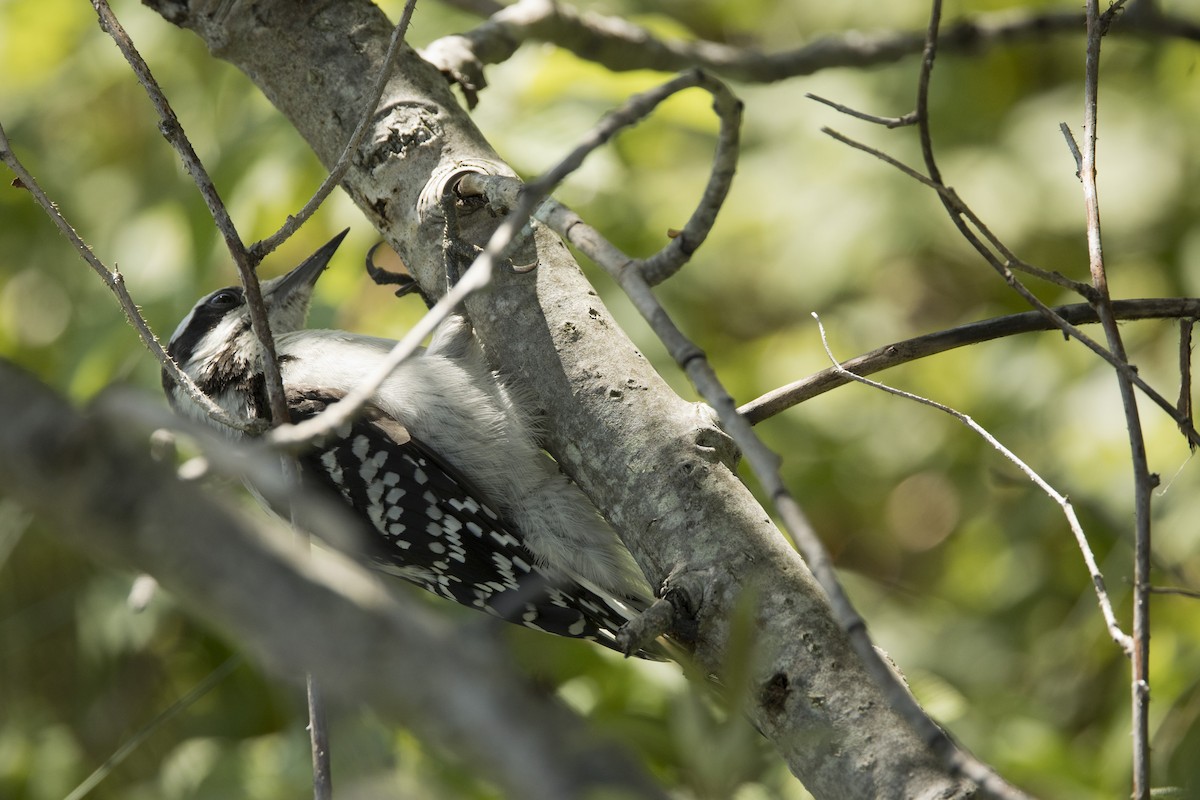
(162, 229, 348, 427)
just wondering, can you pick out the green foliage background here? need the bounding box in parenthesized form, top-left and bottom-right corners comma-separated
(2, 0, 1199, 797)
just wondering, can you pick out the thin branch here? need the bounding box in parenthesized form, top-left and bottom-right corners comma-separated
(307, 675, 332, 800)
(529, 69, 739, 285)
(0, 121, 257, 433)
(423, 0, 1200, 88)
(1059, 122, 1083, 178)
(1080, 1, 1153, 795)
(90, 0, 287, 427)
(806, 92, 917, 128)
(910, 1, 1100, 299)
(739, 298, 1200, 424)
(63, 656, 243, 800)
(1179, 319, 1195, 450)
(823, 134, 1200, 451)
(820, 127, 1093, 296)
(459, 70, 740, 286)
(247, 0, 418, 262)
(813, 313, 1132, 654)
(1147, 585, 1200, 600)
(267, 249, 492, 448)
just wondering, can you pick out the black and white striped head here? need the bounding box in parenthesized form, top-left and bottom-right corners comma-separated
(162, 230, 348, 428)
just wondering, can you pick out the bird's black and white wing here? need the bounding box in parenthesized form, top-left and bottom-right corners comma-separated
(287, 387, 649, 653)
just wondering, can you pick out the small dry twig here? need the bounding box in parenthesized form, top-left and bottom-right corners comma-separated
(1078, 1, 1153, 794)
(247, 0, 418, 263)
(1058, 122, 1083, 178)
(90, 0, 288, 426)
(460, 69, 740, 287)
(1179, 319, 1195, 450)
(813, 313, 1132, 655)
(1147, 585, 1200, 600)
(0, 121, 253, 432)
(806, 92, 917, 128)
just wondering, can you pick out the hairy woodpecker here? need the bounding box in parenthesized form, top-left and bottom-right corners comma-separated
(162, 231, 655, 653)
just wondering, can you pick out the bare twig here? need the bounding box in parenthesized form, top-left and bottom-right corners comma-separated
(528, 69, 739, 285)
(247, 0, 418, 262)
(1058, 122, 1083, 178)
(806, 92, 917, 128)
(63, 656, 243, 800)
(266, 216, 497, 449)
(307, 675, 331, 800)
(1079, 2, 1153, 795)
(823, 131, 1200, 450)
(90, 0, 287, 427)
(813, 313, 1132, 654)
(459, 69, 740, 286)
(739, 298, 1200, 424)
(1179, 319, 1195, 450)
(1147, 585, 1200, 600)
(820, 127, 1093, 296)
(0, 121, 256, 433)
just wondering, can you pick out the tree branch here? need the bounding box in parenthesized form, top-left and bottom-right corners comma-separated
(738, 298, 1200, 424)
(0, 361, 667, 800)
(421, 0, 1199, 95)
(1080, 2, 1153, 795)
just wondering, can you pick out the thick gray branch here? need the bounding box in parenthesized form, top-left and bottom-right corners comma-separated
(0, 362, 665, 800)
(140, 1, 980, 797)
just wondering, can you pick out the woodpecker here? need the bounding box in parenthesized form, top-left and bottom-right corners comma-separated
(163, 231, 655, 653)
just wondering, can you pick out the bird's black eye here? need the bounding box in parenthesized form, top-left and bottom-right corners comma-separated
(207, 289, 242, 310)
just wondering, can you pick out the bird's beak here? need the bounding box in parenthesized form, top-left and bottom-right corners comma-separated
(270, 228, 350, 301)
